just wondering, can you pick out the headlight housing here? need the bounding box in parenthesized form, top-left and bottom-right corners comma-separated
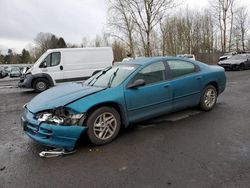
(36, 107, 86, 126)
(25, 73, 32, 78)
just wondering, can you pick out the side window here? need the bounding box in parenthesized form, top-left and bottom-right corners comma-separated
(133, 61, 166, 85)
(167, 60, 196, 78)
(43, 54, 51, 66)
(42, 52, 61, 67)
(51, 52, 61, 66)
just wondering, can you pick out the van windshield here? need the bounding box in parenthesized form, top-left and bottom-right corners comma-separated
(85, 64, 139, 88)
(35, 52, 49, 66)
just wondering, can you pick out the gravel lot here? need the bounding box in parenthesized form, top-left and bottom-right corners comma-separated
(0, 70, 250, 188)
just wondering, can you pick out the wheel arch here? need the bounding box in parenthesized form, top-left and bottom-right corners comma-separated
(205, 81, 219, 94)
(85, 102, 129, 128)
(31, 73, 54, 88)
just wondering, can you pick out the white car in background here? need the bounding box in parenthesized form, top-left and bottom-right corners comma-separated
(177, 54, 195, 60)
(219, 51, 237, 61)
(10, 66, 21, 77)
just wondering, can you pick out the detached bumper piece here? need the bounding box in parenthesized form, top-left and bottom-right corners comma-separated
(39, 148, 76, 158)
(21, 108, 87, 151)
(219, 64, 232, 69)
(218, 64, 239, 70)
(18, 75, 33, 88)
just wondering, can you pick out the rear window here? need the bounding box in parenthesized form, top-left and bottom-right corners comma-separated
(167, 60, 196, 78)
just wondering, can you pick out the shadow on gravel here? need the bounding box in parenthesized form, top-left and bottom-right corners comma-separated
(20, 89, 36, 95)
(75, 107, 203, 151)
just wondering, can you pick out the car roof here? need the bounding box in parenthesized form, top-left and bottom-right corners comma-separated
(122, 56, 197, 66)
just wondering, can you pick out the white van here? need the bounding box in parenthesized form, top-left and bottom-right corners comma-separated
(19, 47, 113, 92)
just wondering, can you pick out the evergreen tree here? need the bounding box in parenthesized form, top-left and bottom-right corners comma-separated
(21, 49, 31, 64)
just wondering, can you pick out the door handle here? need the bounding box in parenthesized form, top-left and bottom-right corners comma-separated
(196, 76, 202, 80)
(164, 84, 170, 88)
(60, 65, 63, 70)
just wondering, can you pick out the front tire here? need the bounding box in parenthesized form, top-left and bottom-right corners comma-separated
(86, 107, 121, 145)
(33, 78, 49, 92)
(200, 85, 217, 111)
(239, 63, 245, 71)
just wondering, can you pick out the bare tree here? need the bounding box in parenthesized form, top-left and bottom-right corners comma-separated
(210, 0, 233, 52)
(159, 17, 168, 55)
(112, 40, 126, 61)
(126, 0, 176, 56)
(108, 0, 176, 57)
(228, 0, 236, 51)
(108, 0, 135, 57)
(94, 35, 102, 47)
(34, 32, 67, 58)
(235, 6, 248, 51)
(34, 32, 54, 53)
(81, 37, 90, 47)
(159, 8, 215, 56)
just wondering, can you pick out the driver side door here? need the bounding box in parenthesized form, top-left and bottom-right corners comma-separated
(124, 61, 173, 123)
(39, 52, 63, 84)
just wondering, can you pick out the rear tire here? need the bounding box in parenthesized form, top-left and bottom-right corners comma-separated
(33, 78, 49, 93)
(200, 85, 217, 111)
(86, 107, 121, 145)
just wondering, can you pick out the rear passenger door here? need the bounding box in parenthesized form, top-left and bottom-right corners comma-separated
(166, 59, 203, 110)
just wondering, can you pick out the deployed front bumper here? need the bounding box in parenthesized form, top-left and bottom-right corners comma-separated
(21, 107, 87, 151)
(18, 74, 33, 88)
(218, 63, 238, 70)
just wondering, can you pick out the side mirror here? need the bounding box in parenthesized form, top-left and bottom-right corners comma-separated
(39, 61, 47, 68)
(127, 79, 146, 89)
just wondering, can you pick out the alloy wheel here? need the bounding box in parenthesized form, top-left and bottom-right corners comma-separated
(93, 112, 117, 140)
(204, 88, 216, 108)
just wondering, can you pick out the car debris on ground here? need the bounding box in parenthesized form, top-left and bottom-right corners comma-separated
(39, 148, 76, 158)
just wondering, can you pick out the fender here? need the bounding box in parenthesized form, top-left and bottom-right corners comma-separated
(32, 73, 54, 87)
(19, 73, 54, 89)
(83, 102, 129, 128)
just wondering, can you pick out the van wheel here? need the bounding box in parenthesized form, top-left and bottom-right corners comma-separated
(86, 107, 121, 145)
(33, 78, 49, 92)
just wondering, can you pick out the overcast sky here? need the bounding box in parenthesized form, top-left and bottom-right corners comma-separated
(0, 0, 107, 53)
(0, 0, 249, 53)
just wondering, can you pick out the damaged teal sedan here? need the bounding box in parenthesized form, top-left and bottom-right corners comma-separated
(21, 57, 226, 151)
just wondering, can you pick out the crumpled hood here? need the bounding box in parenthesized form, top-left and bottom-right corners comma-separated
(27, 82, 105, 113)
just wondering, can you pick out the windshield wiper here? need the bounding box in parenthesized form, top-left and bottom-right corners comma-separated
(107, 68, 119, 88)
(87, 67, 112, 86)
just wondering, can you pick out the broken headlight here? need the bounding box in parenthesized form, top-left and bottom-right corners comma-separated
(36, 107, 86, 126)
